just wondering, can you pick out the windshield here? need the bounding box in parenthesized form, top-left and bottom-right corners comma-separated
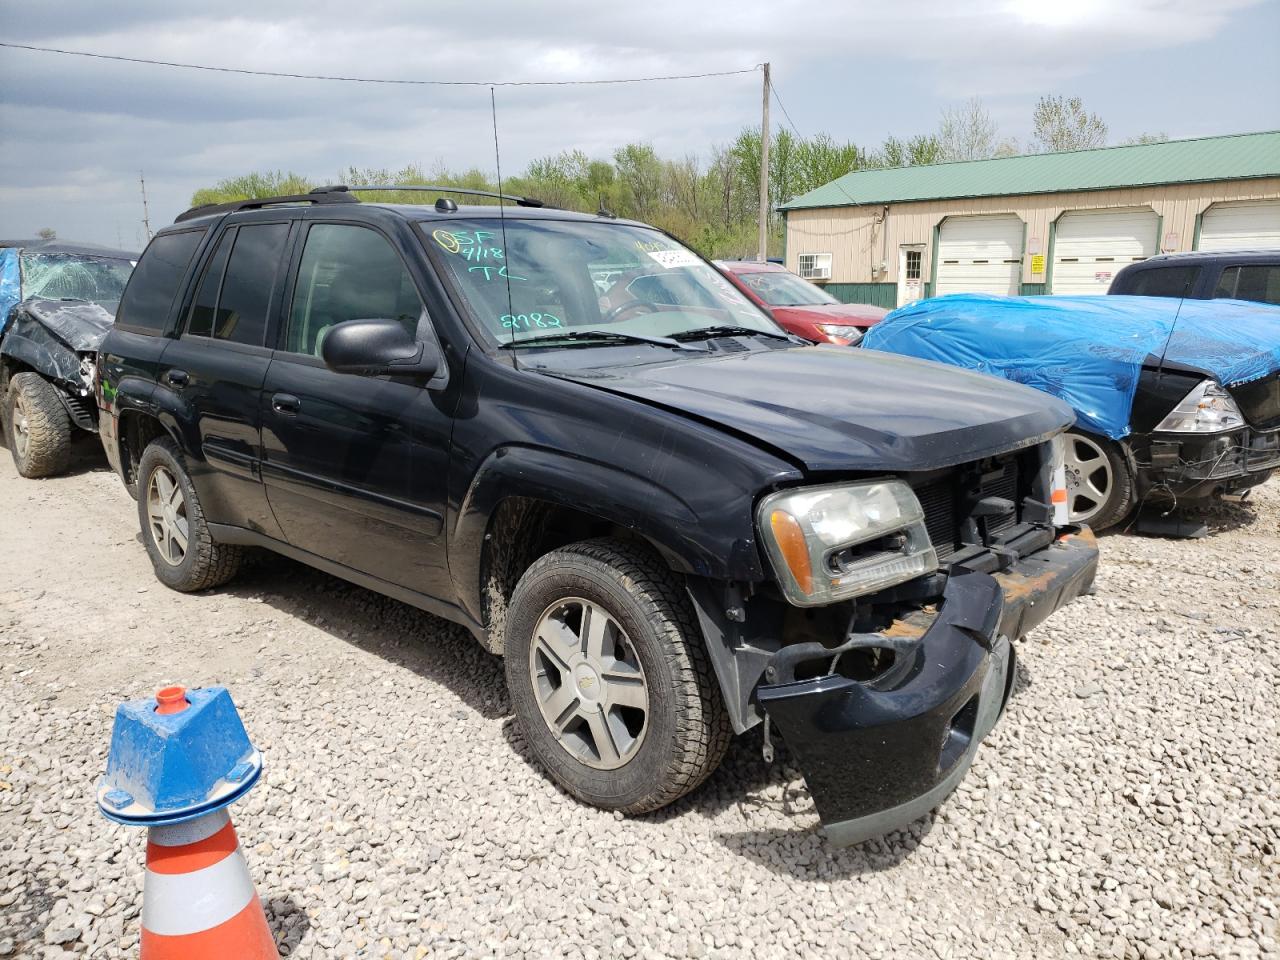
(20, 254, 135, 306)
(422, 218, 779, 346)
(735, 269, 839, 307)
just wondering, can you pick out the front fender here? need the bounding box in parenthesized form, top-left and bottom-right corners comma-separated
(449, 444, 768, 628)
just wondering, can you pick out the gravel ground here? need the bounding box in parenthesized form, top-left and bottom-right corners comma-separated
(1, 438, 1277, 960)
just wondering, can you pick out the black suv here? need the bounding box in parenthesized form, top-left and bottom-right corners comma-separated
(1109, 249, 1280, 305)
(97, 186, 1099, 844)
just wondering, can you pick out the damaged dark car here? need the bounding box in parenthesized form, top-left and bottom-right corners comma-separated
(1, 240, 136, 477)
(97, 187, 1098, 844)
(864, 293, 1280, 532)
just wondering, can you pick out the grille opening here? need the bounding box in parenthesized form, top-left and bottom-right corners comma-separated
(912, 452, 1026, 562)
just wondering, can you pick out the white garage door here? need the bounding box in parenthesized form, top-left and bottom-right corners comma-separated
(1051, 207, 1158, 295)
(935, 215, 1023, 296)
(1199, 200, 1280, 251)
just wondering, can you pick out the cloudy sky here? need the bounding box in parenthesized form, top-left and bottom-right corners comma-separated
(2, 0, 1278, 249)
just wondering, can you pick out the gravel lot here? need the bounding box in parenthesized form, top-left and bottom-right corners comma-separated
(1, 438, 1277, 960)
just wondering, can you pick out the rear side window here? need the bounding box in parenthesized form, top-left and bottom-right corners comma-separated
(116, 230, 205, 333)
(212, 224, 290, 345)
(186, 231, 235, 337)
(1124, 265, 1200, 298)
(1214, 265, 1280, 306)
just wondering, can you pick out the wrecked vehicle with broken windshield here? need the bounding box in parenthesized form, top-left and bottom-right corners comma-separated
(1, 240, 136, 477)
(97, 188, 1098, 844)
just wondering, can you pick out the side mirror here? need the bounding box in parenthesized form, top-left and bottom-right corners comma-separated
(320, 319, 439, 379)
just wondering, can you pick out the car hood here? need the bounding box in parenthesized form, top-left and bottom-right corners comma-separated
(12, 298, 115, 351)
(554, 344, 1073, 472)
(772, 303, 889, 328)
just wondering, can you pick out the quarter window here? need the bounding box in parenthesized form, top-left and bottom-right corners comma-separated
(115, 230, 205, 333)
(286, 224, 423, 357)
(1126, 265, 1200, 298)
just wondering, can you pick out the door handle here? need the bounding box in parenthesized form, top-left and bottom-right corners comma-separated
(166, 369, 189, 386)
(272, 393, 301, 415)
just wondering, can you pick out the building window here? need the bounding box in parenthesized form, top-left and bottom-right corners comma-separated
(905, 249, 922, 281)
(798, 253, 832, 280)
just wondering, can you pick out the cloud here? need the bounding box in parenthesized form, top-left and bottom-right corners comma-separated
(0, 0, 1273, 244)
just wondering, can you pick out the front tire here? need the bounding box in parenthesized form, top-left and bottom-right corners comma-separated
(504, 539, 731, 815)
(136, 438, 244, 591)
(5, 373, 72, 478)
(1064, 430, 1134, 531)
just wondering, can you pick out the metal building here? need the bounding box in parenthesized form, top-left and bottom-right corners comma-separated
(780, 131, 1280, 308)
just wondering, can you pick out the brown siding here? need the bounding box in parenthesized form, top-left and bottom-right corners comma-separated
(785, 177, 1280, 287)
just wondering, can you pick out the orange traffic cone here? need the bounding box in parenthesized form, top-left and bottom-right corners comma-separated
(97, 685, 276, 959)
(140, 809, 277, 959)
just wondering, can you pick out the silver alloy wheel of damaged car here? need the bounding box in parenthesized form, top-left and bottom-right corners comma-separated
(528, 597, 650, 770)
(1064, 431, 1114, 524)
(1062, 429, 1135, 531)
(146, 464, 190, 566)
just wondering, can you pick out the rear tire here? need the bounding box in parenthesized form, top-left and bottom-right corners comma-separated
(1064, 430, 1134, 531)
(136, 437, 244, 591)
(504, 538, 731, 815)
(5, 373, 72, 478)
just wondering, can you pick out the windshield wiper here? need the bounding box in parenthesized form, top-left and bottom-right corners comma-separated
(501, 329, 697, 350)
(670, 324, 792, 342)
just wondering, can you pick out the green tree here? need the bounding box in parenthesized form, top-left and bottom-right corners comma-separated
(939, 97, 999, 162)
(189, 171, 314, 207)
(1031, 95, 1108, 152)
(1120, 132, 1169, 145)
(875, 134, 944, 168)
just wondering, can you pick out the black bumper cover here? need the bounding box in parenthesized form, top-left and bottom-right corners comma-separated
(757, 532, 1099, 846)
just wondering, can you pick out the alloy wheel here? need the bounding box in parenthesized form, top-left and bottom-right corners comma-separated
(528, 598, 649, 770)
(1064, 433, 1114, 525)
(146, 465, 190, 566)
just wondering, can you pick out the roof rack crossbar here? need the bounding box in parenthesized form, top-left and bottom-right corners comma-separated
(174, 185, 358, 223)
(342, 184, 545, 208)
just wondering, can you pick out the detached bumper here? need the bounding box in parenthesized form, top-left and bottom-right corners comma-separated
(757, 532, 1098, 846)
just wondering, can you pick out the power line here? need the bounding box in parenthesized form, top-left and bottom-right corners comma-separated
(770, 81, 804, 139)
(0, 42, 759, 87)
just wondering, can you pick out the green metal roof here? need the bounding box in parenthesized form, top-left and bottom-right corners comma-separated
(780, 131, 1280, 211)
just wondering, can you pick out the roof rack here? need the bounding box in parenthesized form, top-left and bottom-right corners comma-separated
(343, 185, 545, 208)
(174, 186, 358, 223)
(174, 183, 547, 224)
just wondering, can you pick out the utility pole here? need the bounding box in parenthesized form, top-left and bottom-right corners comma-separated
(757, 62, 771, 262)
(139, 172, 153, 241)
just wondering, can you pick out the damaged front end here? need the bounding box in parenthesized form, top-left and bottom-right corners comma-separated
(0, 299, 114, 432)
(756, 533, 1096, 845)
(689, 438, 1100, 845)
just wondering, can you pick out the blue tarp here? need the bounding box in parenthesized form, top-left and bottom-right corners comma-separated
(0, 248, 20, 338)
(862, 294, 1280, 439)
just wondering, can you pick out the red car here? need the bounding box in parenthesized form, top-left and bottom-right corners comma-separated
(715, 260, 887, 345)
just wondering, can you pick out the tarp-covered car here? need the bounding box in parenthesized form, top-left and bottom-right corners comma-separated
(0, 240, 136, 477)
(863, 294, 1280, 530)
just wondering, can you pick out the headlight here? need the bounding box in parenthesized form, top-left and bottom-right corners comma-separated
(1154, 380, 1245, 433)
(816, 323, 863, 345)
(757, 479, 938, 606)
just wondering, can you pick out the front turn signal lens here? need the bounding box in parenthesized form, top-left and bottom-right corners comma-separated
(769, 509, 814, 596)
